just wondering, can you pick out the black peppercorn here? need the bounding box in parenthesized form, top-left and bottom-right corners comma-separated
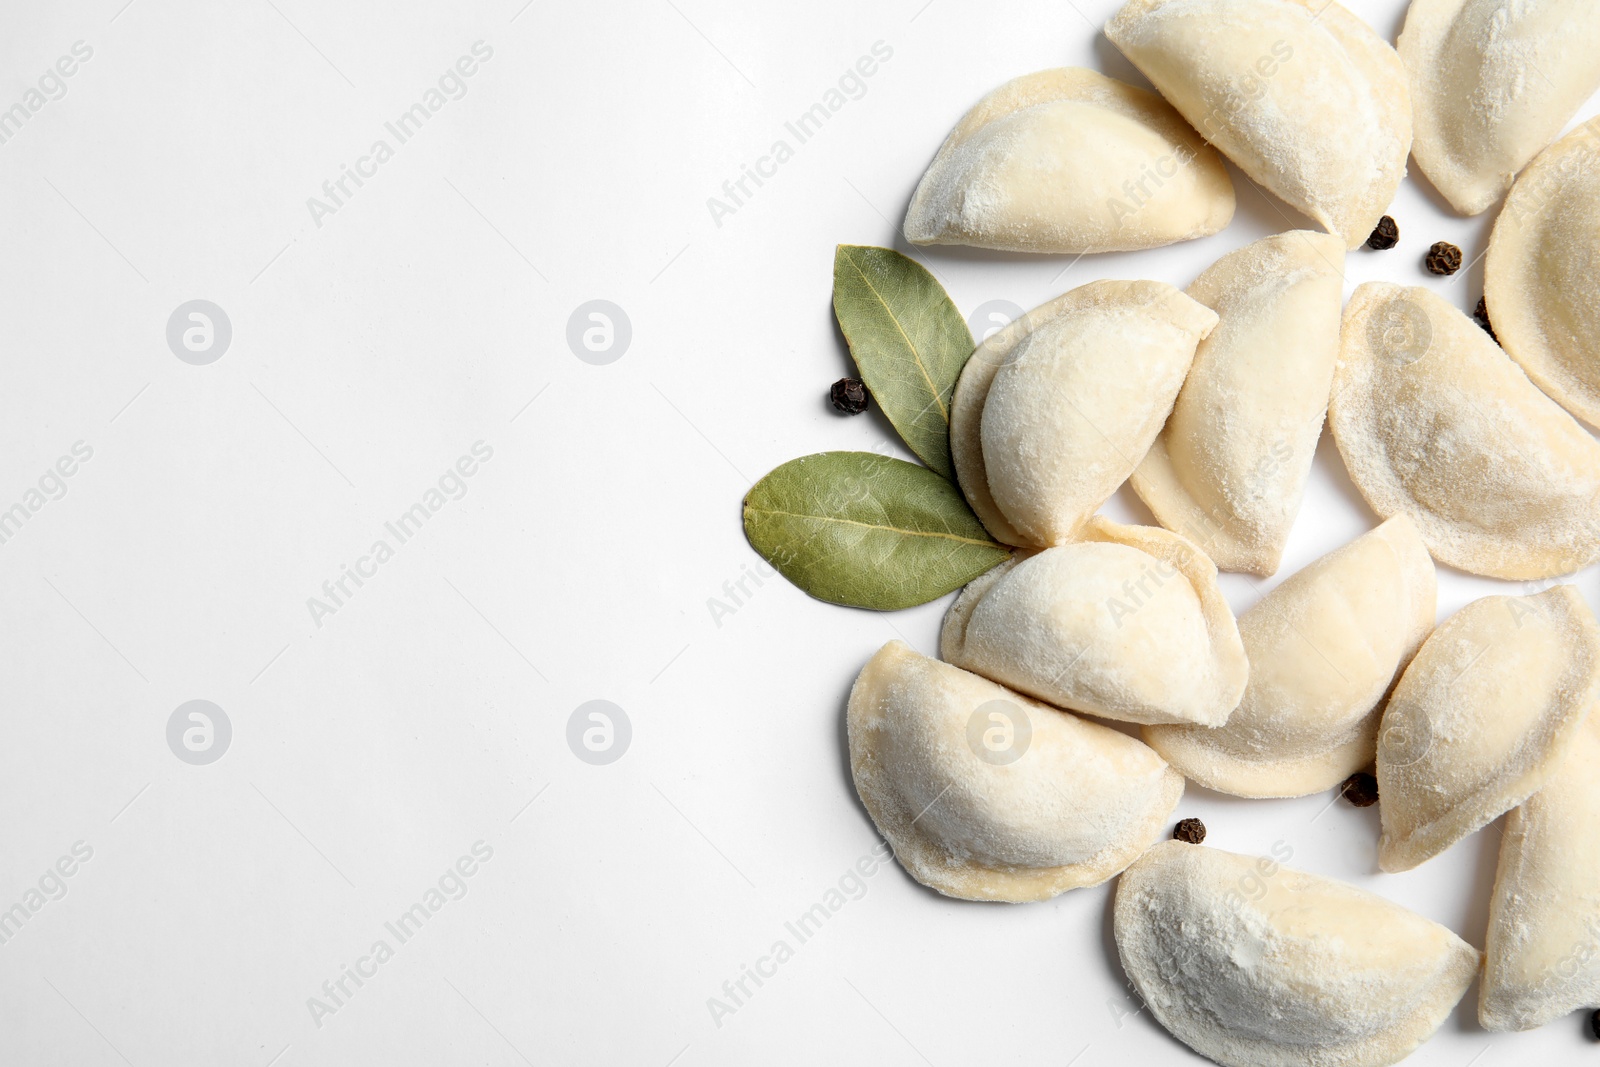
(1172, 818, 1206, 844)
(1425, 241, 1463, 275)
(1590, 1008, 1600, 1041)
(1340, 772, 1379, 808)
(1366, 215, 1399, 250)
(1474, 297, 1498, 343)
(829, 377, 868, 415)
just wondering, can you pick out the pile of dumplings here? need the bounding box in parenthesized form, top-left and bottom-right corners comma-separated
(845, 1, 1600, 1064)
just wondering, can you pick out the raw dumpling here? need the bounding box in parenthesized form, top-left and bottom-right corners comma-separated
(903, 68, 1235, 253)
(1377, 586, 1600, 873)
(846, 641, 1182, 902)
(1399, 0, 1600, 215)
(1481, 710, 1600, 1031)
(1131, 230, 1346, 574)
(941, 517, 1247, 727)
(953, 280, 1216, 547)
(1105, 0, 1411, 249)
(950, 308, 1035, 546)
(1145, 515, 1435, 797)
(1116, 840, 1481, 1067)
(1329, 282, 1600, 580)
(1486, 116, 1600, 428)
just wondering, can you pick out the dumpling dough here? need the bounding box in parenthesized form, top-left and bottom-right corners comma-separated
(1145, 515, 1435, 797)
(1399, 0, 1600, 215)
(1106, 0, 1411, 249)
(846, 641, 1182, 902)
(1486, 116, 1600, 429)
(941, 517, 1247, 727)
(1377, 586, 1600, 873)
(1481, 710, 1600, 1031)
(1329, 282, 1600, 580)
(952, 280, 1216, 547)
(1116, 840, 1481, 1067)
(1132, 230, 1345, 574)
(903, 68, 1234, 253)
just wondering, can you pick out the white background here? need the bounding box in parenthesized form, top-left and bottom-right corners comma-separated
(0, 0, 1593, 1063)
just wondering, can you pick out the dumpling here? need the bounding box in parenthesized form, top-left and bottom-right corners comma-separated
(846, 641, 1182, 902)
(1329, 282, 1600, 580)
(902, 68, 1234, 253)
(1377, 586, 1600, 873)
(941, 517, 1247, 727)
(1399, 0, 1600, 215)
(1131, 230, 1346, 574)
(952, 280, 1216, 547)
(1116, 840, 1481, 1067)
(1105, 0, 1411, 249)
(1486, 116, 1600, 428)
(950, 309, 1035, 546)
(1145, 515, 1435, 798)
(1481, 711, 1600, 1031)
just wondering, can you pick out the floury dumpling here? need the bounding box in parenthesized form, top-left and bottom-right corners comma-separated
(941, 518, 1248, 728)
(1330, 282, 1600, 579)
(1377, 587, 1600, 872)
(903, 68, 1234, 253)
(1144, 516, 1436, 797)
(1486, 117, 1600, 430)
(1116, 841, 1481, 1067)
(1106, 0, 1411, 248)
(1481, 711, 1600, 1031)
(1399, 0, 1600, 215)
(847, 641, 1182, 902)
(950, 280, 1216, 547)
(1132, 230, 1346, 575)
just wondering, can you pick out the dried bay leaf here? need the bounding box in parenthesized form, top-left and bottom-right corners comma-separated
(743, 451, 1009, 610)
(833, 246, 974, 481)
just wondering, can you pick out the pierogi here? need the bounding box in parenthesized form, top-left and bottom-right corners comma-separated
(1330, 282, 1600, 579)
(942, 517, 1247, 727)
(1132, 230, 1346, 574)
(1481, 711, 1600, 1031)
(1399, 0, 1600, 215)
(951, 280, 1216, 547)
(1145, 516, 1435, 797)
(1486, 116, 1600, 429)
(1377, 587, 1600, 873)
(847, 641, 1182, 902)
(903, 68, 1234, 253)
(1116, 841, 1481, 1067)
(1106, 0, 1412, 248)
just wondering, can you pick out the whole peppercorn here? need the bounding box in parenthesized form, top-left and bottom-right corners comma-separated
(1172, 817, 1206, 844)
(1425, 241, 1463, 275)
(829, 377, 868, 415)
(1474, 296, 1499, 343)
(1366, 215, 1399, 250)
(1340, 772, 1380, 808)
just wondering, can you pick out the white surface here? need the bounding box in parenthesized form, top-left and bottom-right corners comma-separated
(0, 0, 1595, 1064)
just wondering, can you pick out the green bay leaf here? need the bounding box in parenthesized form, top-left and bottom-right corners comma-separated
(833, 245, 974, 481)
(743, 451, 1010, 611)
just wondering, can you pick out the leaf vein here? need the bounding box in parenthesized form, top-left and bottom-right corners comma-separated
(748, 507, 997, 548)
